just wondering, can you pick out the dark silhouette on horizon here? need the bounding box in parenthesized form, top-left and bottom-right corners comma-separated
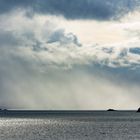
(137, 108, 140, 112)
(107, 109, 117, 111)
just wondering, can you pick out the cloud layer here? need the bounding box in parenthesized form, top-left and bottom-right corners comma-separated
(1, 10, 140, 69)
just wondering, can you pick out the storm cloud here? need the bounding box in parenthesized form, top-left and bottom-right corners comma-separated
(0, 0, 139, 20)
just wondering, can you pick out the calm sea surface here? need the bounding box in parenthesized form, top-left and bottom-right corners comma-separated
(0, 111, 140, 140)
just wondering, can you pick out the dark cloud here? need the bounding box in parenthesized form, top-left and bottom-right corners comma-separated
(0, 0, 139, 20)
(47, 29, 81, 46)
(0, 0, 34, 13)
(129, 47, 140, 55)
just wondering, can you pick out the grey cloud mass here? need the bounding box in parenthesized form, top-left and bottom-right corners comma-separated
(47, 29, 81, 46)
(0, 11, 140, 70)
(0, 0, 139, 20)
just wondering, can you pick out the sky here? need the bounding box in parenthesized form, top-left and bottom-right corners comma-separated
(0, 0, 140, 110)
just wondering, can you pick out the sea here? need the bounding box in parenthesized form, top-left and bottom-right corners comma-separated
(0, 110, 140, 140)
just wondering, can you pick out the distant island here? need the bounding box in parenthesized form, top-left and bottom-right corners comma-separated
(137, 108, 140, 112)
(0, 109, 7, 111)
(107, 109, 117, 111)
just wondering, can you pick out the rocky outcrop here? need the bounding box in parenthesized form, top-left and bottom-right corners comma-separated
(107, 109, 116, 111)
(0, 109, 7, 111)
(137, 108, 140, 112)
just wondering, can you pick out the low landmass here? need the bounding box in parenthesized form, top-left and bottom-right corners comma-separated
(137, 108, 140, 112)
(107, 109, 117, 111)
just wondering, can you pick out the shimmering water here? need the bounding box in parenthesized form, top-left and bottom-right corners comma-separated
(0, 111, 140, 140)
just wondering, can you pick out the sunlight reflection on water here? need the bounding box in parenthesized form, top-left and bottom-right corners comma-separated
(0, 111, 140, 140)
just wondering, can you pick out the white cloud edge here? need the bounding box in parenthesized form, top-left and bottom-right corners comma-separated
(0, 9, 140, 70)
